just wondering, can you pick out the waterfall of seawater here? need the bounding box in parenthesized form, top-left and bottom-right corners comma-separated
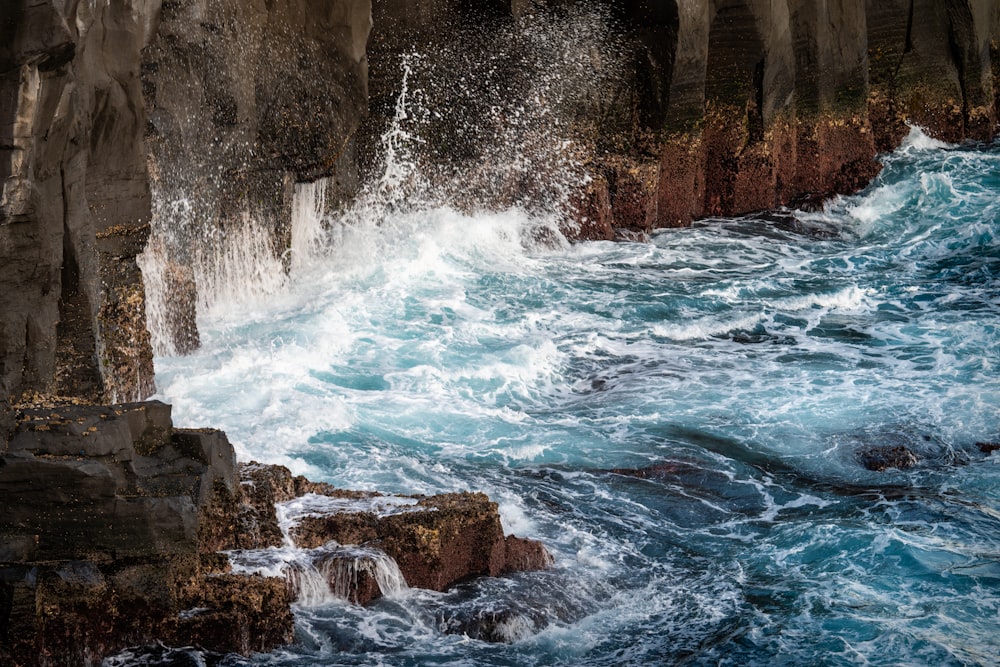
(230, 493, 410, 607)
(281, 547, 409, 607)
(140, 177, 333, 355)
(141, 127, 1000, 666)
(140, 2, 623, 353)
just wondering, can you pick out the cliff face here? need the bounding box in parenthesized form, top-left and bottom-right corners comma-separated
(141, 0, 371, 307)
(620, 0, 1000, 231)
(0, 0, 373, 417)
(2, 0, 1000, 663)
(0, 0, 159, 432)
(363, 0, 1000, 239)
(139, 0, 370, 354)
(3, 0, 998, 421)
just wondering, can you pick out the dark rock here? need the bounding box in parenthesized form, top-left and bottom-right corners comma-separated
(0, 403, 292, 664)
(977, 442, 1000, 455)
(1, 0, 157, 413)
(439, 606, 549, 643)
(858, 445, 920, 472)
(610, 461, 693, 479)
(175, 574, 294, 655)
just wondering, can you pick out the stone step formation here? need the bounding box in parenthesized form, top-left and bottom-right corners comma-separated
(0, 401, 551, 663)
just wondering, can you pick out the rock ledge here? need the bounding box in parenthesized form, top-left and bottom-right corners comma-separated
(0, 401, 551, 665)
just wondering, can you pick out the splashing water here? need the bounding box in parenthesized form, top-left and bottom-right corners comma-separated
(138, 124, 1000, 666)
(225, 493, 412, 609)
(125, 2, 1000, 662)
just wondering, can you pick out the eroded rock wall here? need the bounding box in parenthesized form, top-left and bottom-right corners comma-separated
(362, 0, 1000, 239)
(0, 401, 295, 663)
(140, 0, 371, 353)
(592, 0, 1000, 234)
(0, 0, 375, 427)
(1, 0, 158, 430)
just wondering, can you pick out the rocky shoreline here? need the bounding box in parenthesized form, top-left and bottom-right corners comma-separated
(0, 401, 551, 663)
(4, 1, 1000, 663)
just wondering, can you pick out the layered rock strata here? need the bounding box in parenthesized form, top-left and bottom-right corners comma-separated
(0, 401, 293, 663)
(0, 401, 551, 665)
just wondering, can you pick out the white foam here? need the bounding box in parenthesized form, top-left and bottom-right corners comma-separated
(899, 124, 953, 152)
(192, 211, 288, 320)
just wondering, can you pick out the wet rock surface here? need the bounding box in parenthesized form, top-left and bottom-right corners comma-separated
(977, 441, 1000, 455)
(1, 0, 158, 421)
(0, 404, 553, 663)
(858, 445, 921, 472)
(235, 463, 553, 604)
(365, 0, 1000, 238)
(0, 401, 291, 664)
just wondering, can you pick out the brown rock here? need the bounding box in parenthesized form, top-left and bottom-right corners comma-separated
(858, 445, 920, 472)
(303, 547, 392, 605)
(502, 535, 555, 574)
(175, 574, 294, 655)
(233, 462, 376, 550)
(977, 442, 1000, 455)
(288, 489, 552, 595)
(0, 403, 294, 664)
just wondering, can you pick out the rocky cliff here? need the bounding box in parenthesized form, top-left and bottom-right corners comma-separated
(140, 0, 371, 352)
(5, 0, 999, 417)
(1, 0, 158, 433)
(3, 0, 1000, 663)
(0, 401, 550, 663)
(363, 0, 1000, 239)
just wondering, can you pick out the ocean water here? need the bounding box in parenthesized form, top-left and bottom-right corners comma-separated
(137, 127, 1000, 667)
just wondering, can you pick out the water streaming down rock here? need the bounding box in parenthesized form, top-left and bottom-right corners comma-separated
(140, 177, 339, 352)
(280, 548, 409, 608)
(291, 179, 330, 274)
(311, 546, 409, 605)
(137, 234, 200, 357)
(145, 132, 1000, 665)
(140, 5, 632, 352)
(230, 494, 411, 607)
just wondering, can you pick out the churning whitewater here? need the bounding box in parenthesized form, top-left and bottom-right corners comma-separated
(145, 128, 1000, 667)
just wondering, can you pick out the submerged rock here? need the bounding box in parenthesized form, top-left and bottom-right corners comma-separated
(976, 442, 1000, 455)
(438, 606, 549, 644)
(858, 445, 920, 472)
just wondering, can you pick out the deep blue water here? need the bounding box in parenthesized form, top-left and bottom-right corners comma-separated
(142, 129, 1000, 666)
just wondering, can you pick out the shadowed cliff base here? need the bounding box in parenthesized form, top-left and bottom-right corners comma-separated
(362, 0, 1000, 241)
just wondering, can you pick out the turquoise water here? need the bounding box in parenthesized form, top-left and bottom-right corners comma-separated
(148, 130, 1000, 666)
